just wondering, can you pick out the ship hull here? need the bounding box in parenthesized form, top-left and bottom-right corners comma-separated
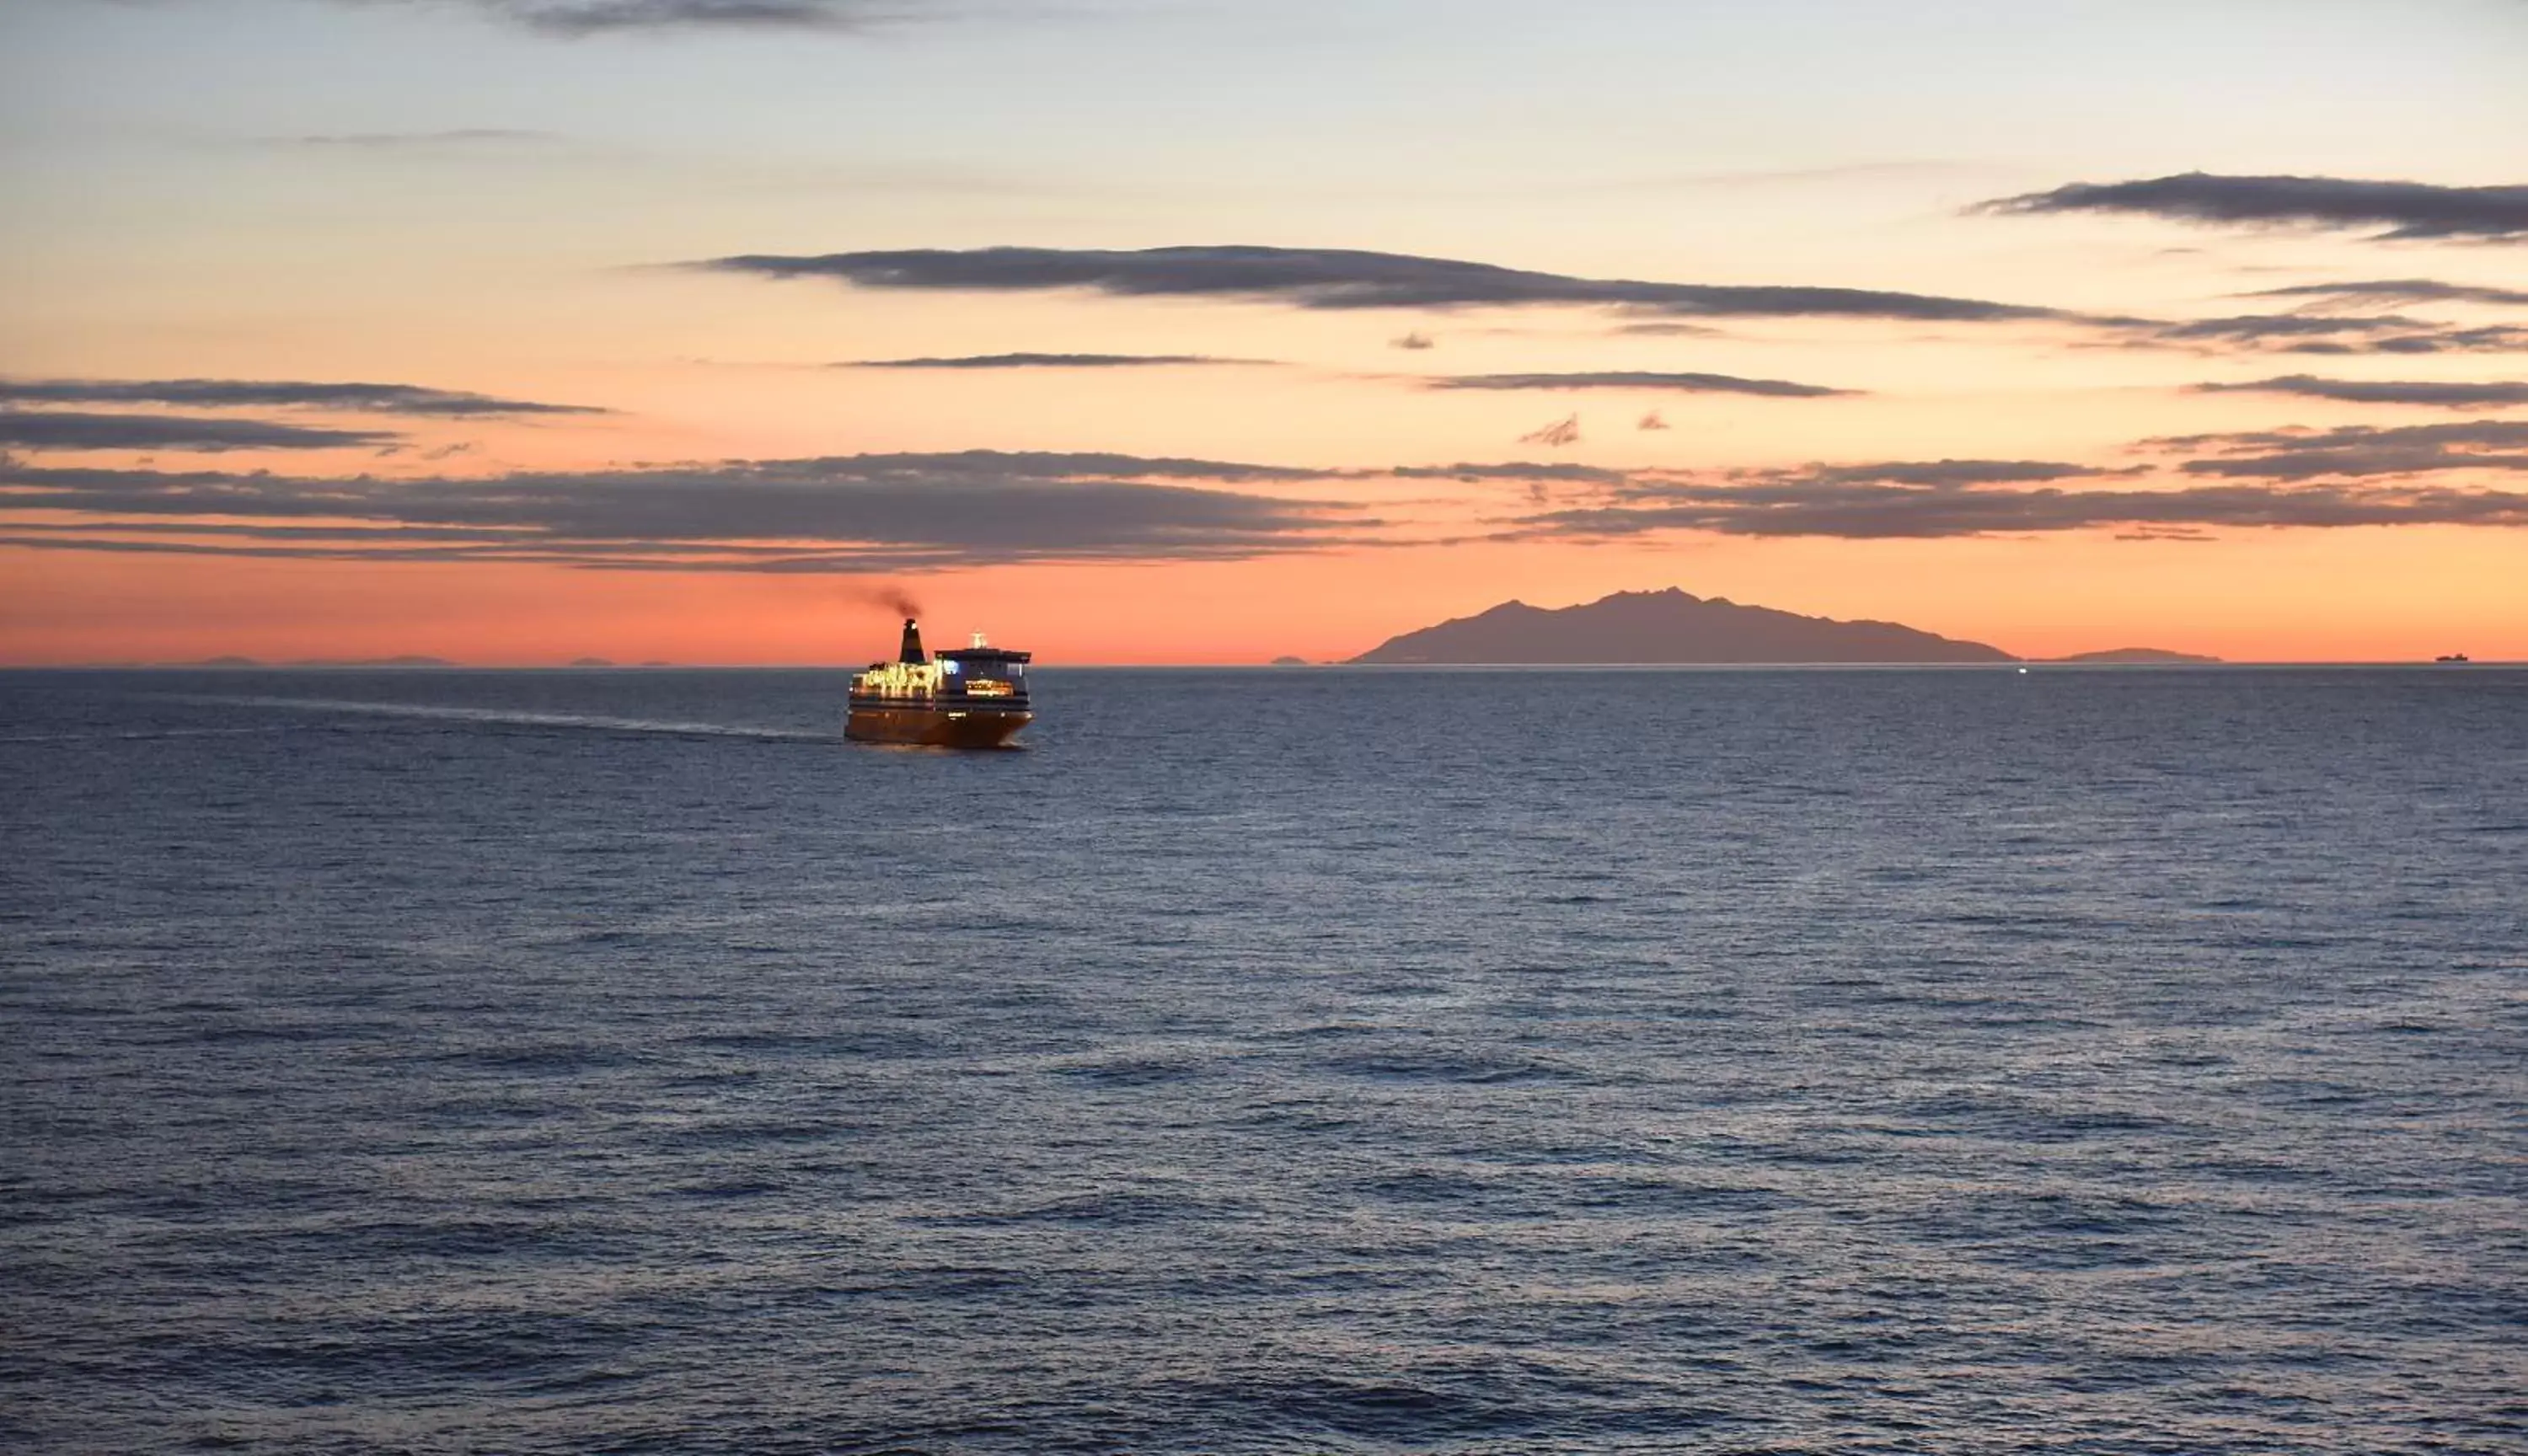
(844, 706, 1031, 748)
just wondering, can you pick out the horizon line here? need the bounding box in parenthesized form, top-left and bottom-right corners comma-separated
(6, 658, 2514, 671)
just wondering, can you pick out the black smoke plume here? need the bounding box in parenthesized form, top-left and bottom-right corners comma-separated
(844, 585, 924, 619)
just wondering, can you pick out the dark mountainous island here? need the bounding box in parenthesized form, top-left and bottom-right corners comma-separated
(1351, 588, 2015, 664)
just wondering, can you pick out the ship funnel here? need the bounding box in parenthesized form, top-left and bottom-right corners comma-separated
(897, 618, 927, 664)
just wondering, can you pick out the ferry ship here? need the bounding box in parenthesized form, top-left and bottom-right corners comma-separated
(846, 618, 1033, 747)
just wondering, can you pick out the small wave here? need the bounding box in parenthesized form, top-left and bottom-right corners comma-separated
(670, 1178, 788, 1201)
(425, 1041, 644, 1074)
(1051, 1056, 1206, 1087)
(911, 1190, 1201, 1228)
(1324, 1048, 1599, 1084)
(651, 1116, 852, 1149)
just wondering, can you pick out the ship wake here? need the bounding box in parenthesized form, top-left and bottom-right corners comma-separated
(157, 693, 838, 742)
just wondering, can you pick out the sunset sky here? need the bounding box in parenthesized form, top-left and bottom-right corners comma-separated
(3, 0, 2524, 663)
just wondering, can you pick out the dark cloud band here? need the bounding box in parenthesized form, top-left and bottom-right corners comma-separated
(0, 411, 396, 452)
(1516, 480, 2528, 540)
(0, 377, 604, 417)
(1978, 172, 2528, 243)
(408, 0, 929, 37)
(2129, 315, 2528, 356)
(839, 353, 1258, 369)
(285, 129, 554, 148)
(2155, 420, 2528, 482)
(2245, 279, 2528, 309)
(9, 432, 2525, 569)
(0, 450, 1361, 572)
(703, 244, 2068, 322)
(1508, 449, 2528, 539)
(1427, 371, 1854, 398)
(2192, 376, 2528, 410)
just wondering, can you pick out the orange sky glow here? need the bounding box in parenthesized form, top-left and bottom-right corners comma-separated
(3, 0, 2524, 664)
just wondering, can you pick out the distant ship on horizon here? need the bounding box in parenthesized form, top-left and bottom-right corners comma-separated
(845, 618, 1033, 748)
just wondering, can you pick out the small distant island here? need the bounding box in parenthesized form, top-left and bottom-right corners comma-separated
(2046, 647, 2222, 665)
(1269, 655, 1310, 666)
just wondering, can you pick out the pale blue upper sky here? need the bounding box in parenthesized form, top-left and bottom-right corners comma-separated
(8, 1, 2522, 233)
(8, 0, 2523, 371)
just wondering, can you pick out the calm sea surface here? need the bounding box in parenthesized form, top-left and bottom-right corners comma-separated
(3, 666, 2523, 1454)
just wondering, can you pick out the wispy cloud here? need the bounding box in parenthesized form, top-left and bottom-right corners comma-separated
(1516, 480, 2528, 539)
(1977, 172, 2528, 243)
(1518, 415, 1582, 447)
(2191, 376, 2528, 410)
(1508, 454, 2528, 540)
(1755, 460, 2125, 490)
(2149, 420, 2528, 482)
(1385, 462, 1628, 484)
(376, 0, 955, 38)
(2130, 314, 2528, 355)
(838, 353, 1262, 369)
(280, 128, 556, 148)
(700, 244, 2075, 322)
(1609, 322, 1727, 338)
(0, 411, 397, 452)
(1426, 370, 1854, 399)
(0, 377, 606, 417)
(2244, 278, 2528, 309)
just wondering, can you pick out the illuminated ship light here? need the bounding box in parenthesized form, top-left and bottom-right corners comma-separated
(844, 619, 1033, 748)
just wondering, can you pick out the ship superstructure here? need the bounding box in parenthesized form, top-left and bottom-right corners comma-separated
(845, 618, 1032, 747)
